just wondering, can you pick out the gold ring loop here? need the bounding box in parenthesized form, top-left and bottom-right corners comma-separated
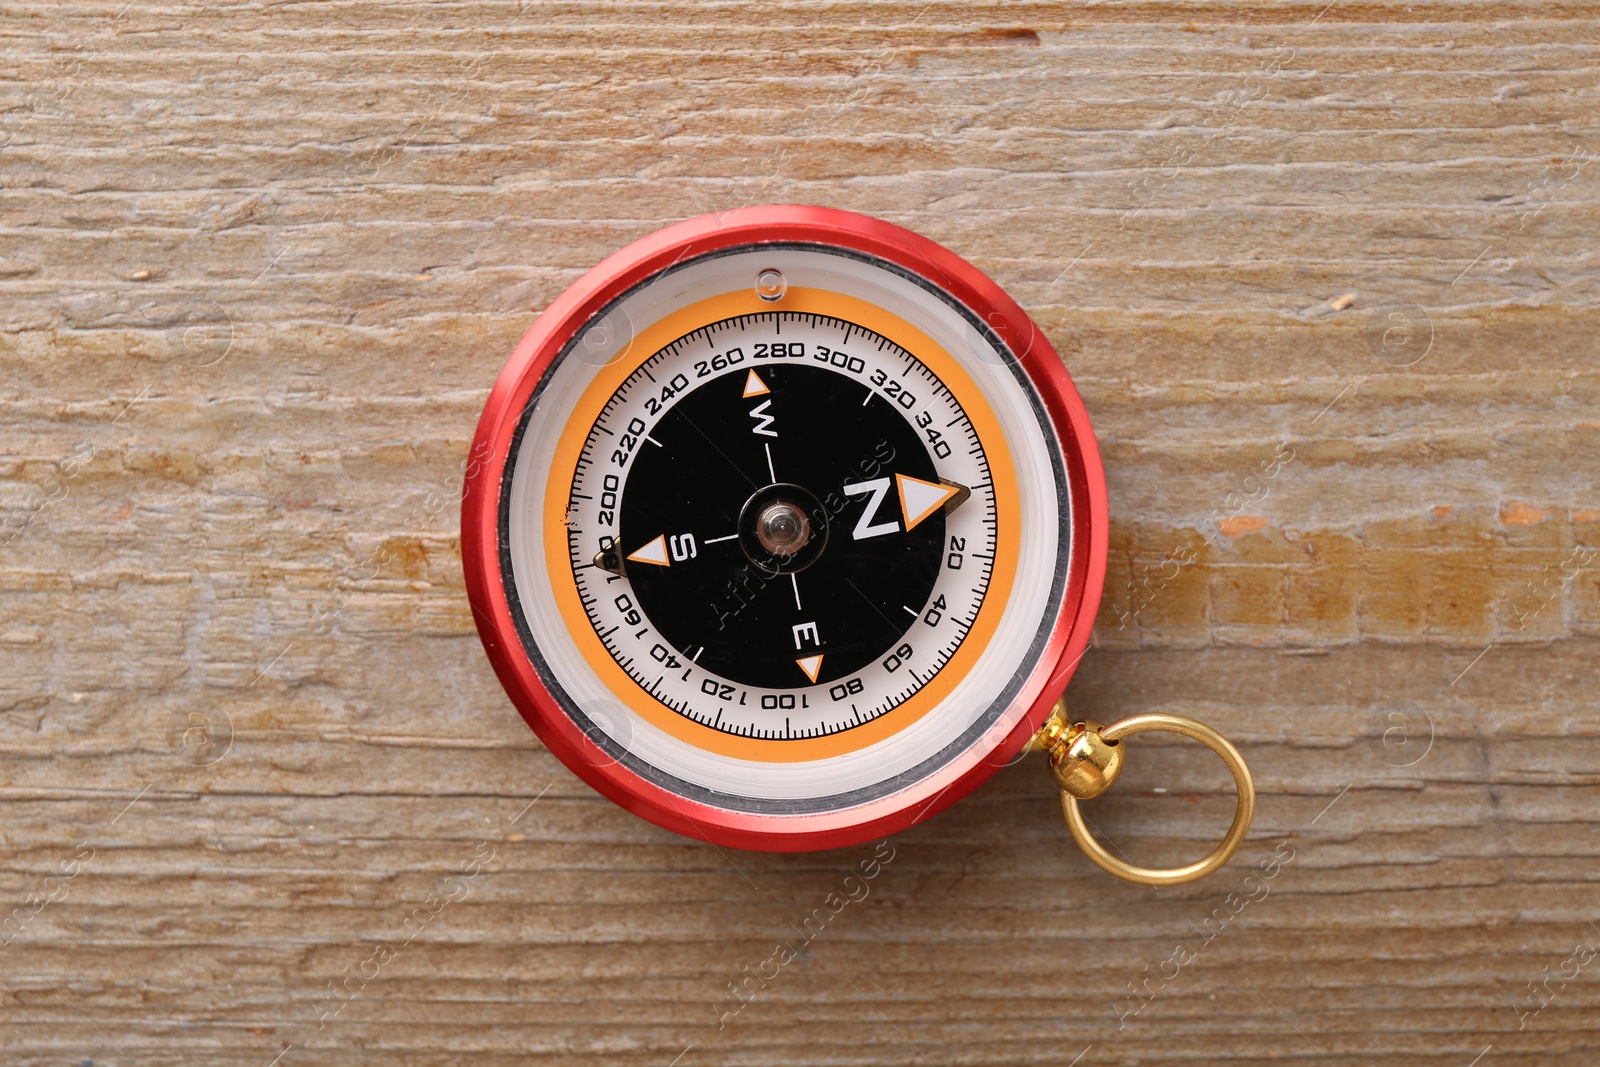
(1060, 712, 1255, 886)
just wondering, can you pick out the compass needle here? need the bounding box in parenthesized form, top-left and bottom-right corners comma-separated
(626, 535, 671, 567)
(897, 473, 968, 531)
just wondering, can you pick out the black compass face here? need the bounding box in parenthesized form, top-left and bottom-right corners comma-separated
(618, 363, 944, 689)
(565, 307, 999, 743)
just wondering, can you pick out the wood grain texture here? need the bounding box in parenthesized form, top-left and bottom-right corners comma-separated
(2, 2, 1598, 1064)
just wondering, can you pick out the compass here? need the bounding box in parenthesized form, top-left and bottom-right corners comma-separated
(463, 205, 1109, 852)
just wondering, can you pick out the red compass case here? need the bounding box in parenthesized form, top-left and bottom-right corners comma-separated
(462, 205, 1107, 851)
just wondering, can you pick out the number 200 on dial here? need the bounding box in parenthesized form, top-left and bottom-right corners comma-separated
(463, 206, 1107, 851)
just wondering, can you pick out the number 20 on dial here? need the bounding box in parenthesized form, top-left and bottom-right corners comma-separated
(463, 205, 1107, 851)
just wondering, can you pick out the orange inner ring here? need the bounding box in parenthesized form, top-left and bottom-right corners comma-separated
(542, 286, 1021, 762)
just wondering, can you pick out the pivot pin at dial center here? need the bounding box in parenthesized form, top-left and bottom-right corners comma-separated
(756, 501, 811, 556)
(738, 483, 829, 574)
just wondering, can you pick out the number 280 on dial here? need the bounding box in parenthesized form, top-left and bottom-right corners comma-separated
(463, 206, 1107, 851)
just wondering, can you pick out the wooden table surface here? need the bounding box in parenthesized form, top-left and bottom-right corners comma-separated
(3, 2, 1597, 1064)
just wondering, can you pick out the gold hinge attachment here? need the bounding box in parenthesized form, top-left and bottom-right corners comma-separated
(1030, 697, 1256, 886)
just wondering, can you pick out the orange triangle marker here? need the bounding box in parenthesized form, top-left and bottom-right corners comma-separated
(796, 655, 823, 683)
(626, 535, 670, 567)
(742, 370, 770, 398)
(896, 474, 961, 532)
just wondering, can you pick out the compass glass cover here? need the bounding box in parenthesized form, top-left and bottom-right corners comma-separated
(499, 244, 1072, 816)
